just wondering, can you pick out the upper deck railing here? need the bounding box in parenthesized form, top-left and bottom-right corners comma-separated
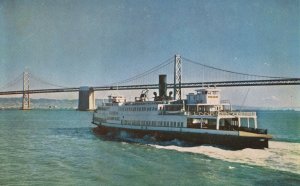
(160, 110, 256, 117)
(218, 111, 256, 117)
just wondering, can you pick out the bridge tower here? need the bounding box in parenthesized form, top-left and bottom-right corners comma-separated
(173, 54, 182, 100)
(78, 86, 96, 111)
(22, 71, 30, 110)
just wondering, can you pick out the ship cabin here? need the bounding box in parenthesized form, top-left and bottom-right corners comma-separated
(184, 88, 260, 133)
(159, 88, 264, 134)
(96, 88, 266, 134)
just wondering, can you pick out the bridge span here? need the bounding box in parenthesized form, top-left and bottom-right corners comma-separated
(0, 55, 299, 110)
(0, 78, 299, 96)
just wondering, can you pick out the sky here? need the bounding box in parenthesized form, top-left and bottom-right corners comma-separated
(0, 0, 299, 108)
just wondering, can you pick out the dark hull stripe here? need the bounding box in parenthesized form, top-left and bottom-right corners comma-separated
(94, 125, 269, 150)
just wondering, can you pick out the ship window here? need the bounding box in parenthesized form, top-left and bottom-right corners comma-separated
(152, 121, 155, 126)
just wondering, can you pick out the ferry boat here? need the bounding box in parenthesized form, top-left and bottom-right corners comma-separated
(92, 75, 272, 149)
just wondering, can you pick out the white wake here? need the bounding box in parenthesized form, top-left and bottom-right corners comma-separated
(152, 141, 300, 175)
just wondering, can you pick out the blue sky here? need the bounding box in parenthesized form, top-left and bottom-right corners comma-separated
(0, 0, 299, 107)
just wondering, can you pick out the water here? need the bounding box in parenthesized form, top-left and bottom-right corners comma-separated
(0, 110, 299, 185)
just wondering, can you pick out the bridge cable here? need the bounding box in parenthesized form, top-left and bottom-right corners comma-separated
(0, 73, 24, 90)
(110, 57, 173, 86)
(182, 57, 291, 79)
(30, 73, 68, 88)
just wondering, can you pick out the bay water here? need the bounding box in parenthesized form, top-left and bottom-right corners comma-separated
(0, 109, 299, 185)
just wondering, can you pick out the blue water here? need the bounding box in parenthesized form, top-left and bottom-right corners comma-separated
(0, 109, 299, 185)
(257, 110, 300, 143)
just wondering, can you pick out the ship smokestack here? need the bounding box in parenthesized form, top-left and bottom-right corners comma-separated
(159, 74, 167, 99)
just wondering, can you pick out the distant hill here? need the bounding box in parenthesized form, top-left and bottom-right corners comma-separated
(0, 98, 107, 109)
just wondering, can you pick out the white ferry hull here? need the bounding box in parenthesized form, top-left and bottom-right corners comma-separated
(92, 123, 269, 150)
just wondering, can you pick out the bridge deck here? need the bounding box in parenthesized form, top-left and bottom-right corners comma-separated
(0, 78, 299, 95)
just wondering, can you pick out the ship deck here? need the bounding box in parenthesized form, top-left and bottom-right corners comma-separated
(239, 131, 272, 139)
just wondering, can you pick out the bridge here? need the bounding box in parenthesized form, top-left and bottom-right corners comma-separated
(0, 55, 299, 110)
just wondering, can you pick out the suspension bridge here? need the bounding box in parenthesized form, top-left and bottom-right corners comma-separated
(0, 55, 299, 110)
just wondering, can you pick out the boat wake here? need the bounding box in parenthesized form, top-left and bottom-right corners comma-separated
(151, 141, 300, 175)
(93, 128, 299, 175)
